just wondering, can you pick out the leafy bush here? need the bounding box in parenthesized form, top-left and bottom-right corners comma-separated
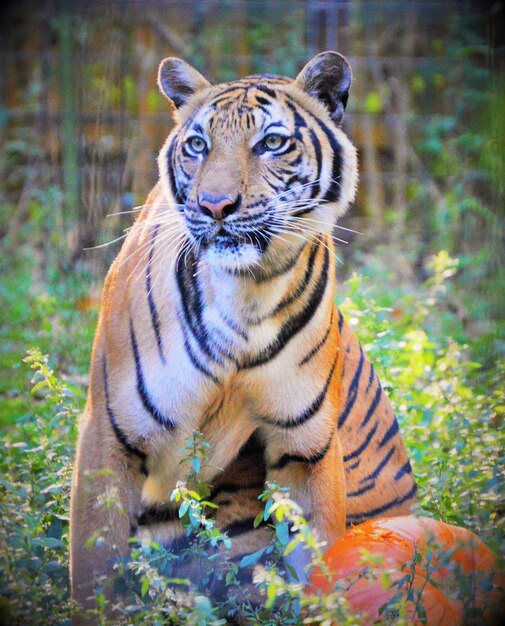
(0, 251, 503, 625)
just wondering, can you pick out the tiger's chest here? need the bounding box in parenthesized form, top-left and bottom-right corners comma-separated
(134, 289, 330, 499)
(141, 296, 325, 428)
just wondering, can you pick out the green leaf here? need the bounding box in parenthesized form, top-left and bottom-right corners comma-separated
(179, 501, 189, 518)
(41, 560, 62, 574)
(202, 500, 218, 509)
(239, 546, 267, 568)
(264, 499, 274, 521)
(253, 511, 264, 528)
(283, 536, 301, 556)
(95, 591, 105, 611)
(285, 563, 298, 581)
(141, 578, 149, 598)
(32, 537, 63, 549)
(276, 521, 289, 545)
(31, 381, 47, 394)
(41, 482, 63, 494)
(364, 91, 382, 114)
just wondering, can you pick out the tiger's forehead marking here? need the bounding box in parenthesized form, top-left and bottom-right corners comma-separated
(191, 77, 294, 135)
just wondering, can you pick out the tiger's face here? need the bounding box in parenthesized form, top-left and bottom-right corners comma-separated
(157, 52, 358, 273)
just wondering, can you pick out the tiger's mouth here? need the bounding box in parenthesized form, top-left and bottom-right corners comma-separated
(189, 223, 271, 253)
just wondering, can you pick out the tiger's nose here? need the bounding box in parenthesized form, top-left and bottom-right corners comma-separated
(197, 193, 242, 220)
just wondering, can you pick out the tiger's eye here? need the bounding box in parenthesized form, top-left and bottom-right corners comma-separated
(263, 134, 286, 151)
(188, 136, 207, 153)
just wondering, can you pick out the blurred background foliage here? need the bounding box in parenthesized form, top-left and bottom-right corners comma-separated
(0, 1, 504, 623)
(1, 0, 503, 369)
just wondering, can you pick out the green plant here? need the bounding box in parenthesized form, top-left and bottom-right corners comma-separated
(0, 349, 82, 625)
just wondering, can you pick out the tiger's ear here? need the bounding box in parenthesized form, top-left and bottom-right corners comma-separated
(158, 58, 211, 110)
(295, 51, 351, 125)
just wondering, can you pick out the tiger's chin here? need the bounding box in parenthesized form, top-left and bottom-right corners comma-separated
(202, 240, 263, 273)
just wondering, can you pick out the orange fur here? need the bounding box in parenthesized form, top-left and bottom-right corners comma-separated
(70, 53, 416, 623)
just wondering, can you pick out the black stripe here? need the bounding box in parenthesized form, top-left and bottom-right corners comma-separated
(277, 142, 297, 156)
(360, 445, 396, 483)
(338, 309, 344, 333)
(137, 503, 179, 527)
(338, 347, 365, 428)
(175, 252, 223, 364)
(346, 459, 361, 472)
(285, 92, 343, 203)
(256, 95, 272, 106)
(394, 460, 413, 481)
(291, 205, 317, 218)
(298, 309, 334, 366)
(268, 167, 291, 185)
(103, 357, 148, 475)
(346, 483, 418, 525)
(254, 85, 278, 99)
(343, 421, 379, 463)
(262, 174, 282, 194)
(146, 224, 166, 364)
(360, 384, 382, 429)
(166, 139, 184, 205)
(273, 241, 320, 315)
(218, 342, 241, 367)
(130, 318, 177, 430)
(285, 174, 305, 188)
(208, 326, 240, 366)
(242, 244, 330, 369)
(308, 129, 322, 199)
(347, 481, 376, 498)
(223, 516, 259, 538)
(254, 243, 306, 281)
(226, 242, 305, 282)
(264, 349, 338, 429)
(179, 317, 220, 384)
(322, 142, 343, 203)
(164, 533, 193, 553)
(300, 103, 342, 204)
(287, 154, 303, 168)
(207, 82, 261, 105)
(219, 312, 249, 341)
(185, 215, 207, 227)
(285, 100, 307, 136)
(365, 363, 375, 393)
(269, 431, 334, 471)
(378, 418, 400, 448)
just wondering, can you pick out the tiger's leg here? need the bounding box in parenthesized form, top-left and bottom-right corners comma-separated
(70, 410, 143, 625)
(133, 434, 270, 607)
(260, 422, 346, 582)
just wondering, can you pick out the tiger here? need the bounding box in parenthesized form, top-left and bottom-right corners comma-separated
(69, 51, 417, 623)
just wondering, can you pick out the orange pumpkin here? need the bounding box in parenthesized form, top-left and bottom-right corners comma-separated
(309, 516, 504, 625)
